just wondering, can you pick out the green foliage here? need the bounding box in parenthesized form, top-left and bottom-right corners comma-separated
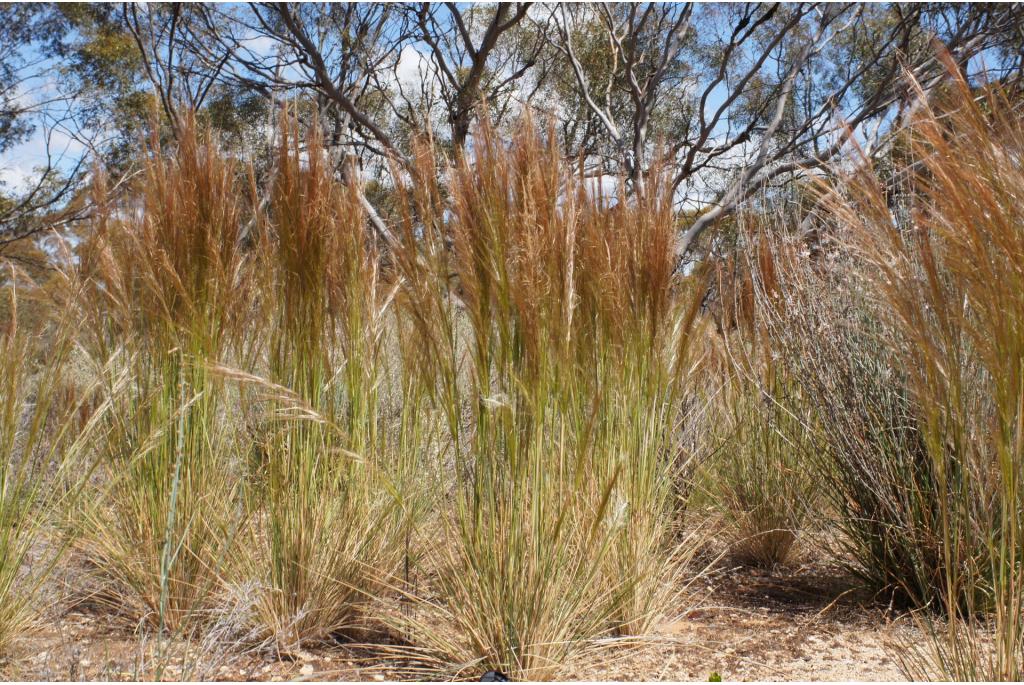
(52, 4, 151, 155)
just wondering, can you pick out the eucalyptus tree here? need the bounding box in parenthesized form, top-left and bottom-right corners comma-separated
(137, 3, 1024, 258)
(540, 2, 1024, 256)
(0, 4, 97, 254)
(4, 2, 1024, 261)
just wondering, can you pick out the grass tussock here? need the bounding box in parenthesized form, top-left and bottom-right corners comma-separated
(390, 121, 705, 679)
(695, 240, 816, 568)
(72, 117, 248, 632)
(0, 275, 106, 655)
(231, 115, 411, 652)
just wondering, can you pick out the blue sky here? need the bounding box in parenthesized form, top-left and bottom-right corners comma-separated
(2, 45, 86, 192)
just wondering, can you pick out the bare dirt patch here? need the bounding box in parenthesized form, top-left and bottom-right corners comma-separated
(569, 562, 914, 681)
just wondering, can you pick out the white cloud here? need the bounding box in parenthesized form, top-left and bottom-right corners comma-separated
(395, 45, 432, 90)
(0, 163, 36, 193)
(1, 118, 86, 194)
(241, 34, 278, 59)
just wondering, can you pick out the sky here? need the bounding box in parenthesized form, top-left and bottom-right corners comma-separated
(1, 12, 437, 195)
(2, 49, 86, 192)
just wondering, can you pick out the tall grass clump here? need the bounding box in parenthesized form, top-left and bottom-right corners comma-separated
(832, 60, 1024, 678)
(574, 167, 706, 637)
(711, 377, 811, 568)
(73, 118, 247, 632)
(393, 122, 704, 679)
(699, 241, 815, 568)
(231, 116, 410, 651)
(0, 279, 105, 656)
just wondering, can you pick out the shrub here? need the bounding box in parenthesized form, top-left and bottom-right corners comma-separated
(832, 59, 1024, 678)
(719, 219, 960, 608)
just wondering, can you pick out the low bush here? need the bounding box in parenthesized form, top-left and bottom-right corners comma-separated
(835, 61, 1024, 678)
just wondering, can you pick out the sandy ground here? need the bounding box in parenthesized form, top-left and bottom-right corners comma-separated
(567, 564, 913, 681)
(4, 558, 918, 681)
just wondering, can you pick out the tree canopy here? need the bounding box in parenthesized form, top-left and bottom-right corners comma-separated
(2, 2, 1022, 262)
